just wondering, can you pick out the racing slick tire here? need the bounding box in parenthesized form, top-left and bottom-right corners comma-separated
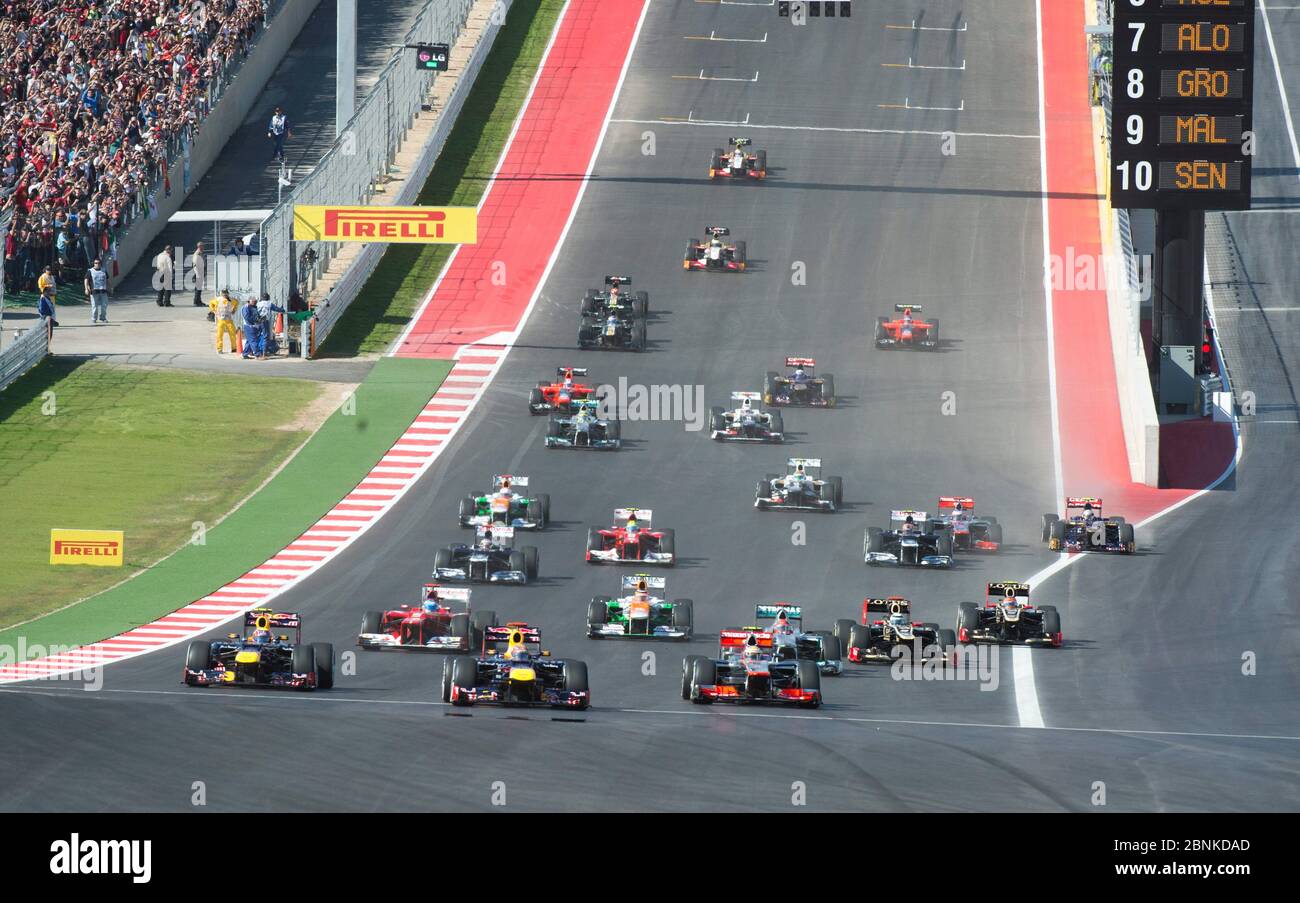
(434, 546, 454, 573)
(865, 527, 884, 555)
(632, 321, 647, 352)
(1041, 607, 1063, 645)
(925, 318, 940, 349)
(828, 476, 843, 506)
(820, 374, 836, 406)
(763, 371, 779, 404)
(795, 660, 821, 707)
(936, 628, 958, 667)
(874, 317, 889, 347)
(361, 610, 383, 636)
(818, 479, 837, 508)
(689, 658, 716, 704)
(833, 619, 857, 651)
(848, 624, 872, 658)
(292, 644, 317, 690)
(818, 633, 842, 666)
(768, 411, 785, 438)
(312, 643, 335, 689)
(671, 599, 693, 633)
(1041, 513, 1059, 543)
(605, 419, 622, 442)
(1119, 523, 1136, 553)
(755, 476, 776, 509)
(755, 149, 767, 177)
(988, 522, 1004, 545)
(458, 495, 477, 526)
(508, 550, 528, 582)
(1048, 519, 1066, 550)
(658, 528, 676, 563)
(441, 657, 454, 701)
(682, 655, 705, 699)
(450, 613, 471, 644)
(184, 640, 210, 684)
(470, 610, 497, 650)
(634, 290, 649, 318)
(957, 602, 980, 638)
(709, 149, 724, 176)
(1111, 516, 1127, 525)
(562, 660, 591, 709)
(528, 387, 544, 413)
(522, 545, 540, 580)
(534, 493, 551, 527)
(734, 240, 747, 271)
(709, 406, 727, 437)
(449, 655, 478, 706)
(582, 289, 599, 315)
(936, 532, 954, 559)
(587, 598, 610, 632)
(684, 239, 698, 269)
(585, 527, 604, 560)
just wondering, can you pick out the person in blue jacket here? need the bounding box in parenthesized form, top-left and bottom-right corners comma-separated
(241, 296, 262, 360)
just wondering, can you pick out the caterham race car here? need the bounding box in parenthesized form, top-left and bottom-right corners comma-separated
(580, 275, 648, 319)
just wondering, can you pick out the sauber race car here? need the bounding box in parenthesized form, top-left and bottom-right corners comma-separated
(585, 507, 675, 566)
(434, 526, 539, 585)
(587, 574, 693, 640)
(957, 582, 1063, 648)
(932, 496, 1002, 551)
(832, 598, 957, 666)
(580, 275, 648, 319)
(1042, 497, 1136, 553)
(681, 629, 822, 708)
(578, 308, 646, 351)
(754, 603, 843, 675)
(709, 392, 784, 442)
(458, 475, 550, 530)
(357, 584, 497, 653)
(545, 400, 621, 450)
(709, 137, 767, 181)
(528, 367, 598, 415)
(874, 304, 940, 350)
(183, 610, 334, 691)
(755, 458, 843, 512)
(864, 510, 955, 568)
(683, 226, 747, 272)
(763, 357, 836, 407)
(441, 623, 590, 709)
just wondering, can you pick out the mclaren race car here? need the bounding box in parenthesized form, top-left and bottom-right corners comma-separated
(580, 275, 648, 319)
(864, 510, 955, 568)
(956, 582, 1063, 648)
(754, 603, 843, 675)
(183, 610, 333, 691)
(441, 623, 590, 709)
(832, 598, 957, 666)
(357, 584, 497, 653)
(586, 574, 693, 640)
(585, 507, 675, 566)
(683, 226, 746, 272)
(434, 526, 539, 585)
(932, 496, 1002, 551)
(458, 474, 550, 530)
(755, 458, 842, 512)
(763, 357, 836, 407)
(578, 308, 646, 351)
(709, 391, 784, 442)
(528, 367, 598, 415)
(681, 628, 822, 708)
(874, 304, 939, 350)
(545, 399, 621, 450)
(1042, 497, 1136, 553)
(709, 137, 767, 181)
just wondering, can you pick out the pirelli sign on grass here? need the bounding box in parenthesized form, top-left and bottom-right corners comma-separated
(50, 530, 125, 567)
(293, 205, 477, 244)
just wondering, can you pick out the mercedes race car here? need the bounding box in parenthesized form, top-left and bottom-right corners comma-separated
(545, 400, 621, 450)
(1042, 497, 1136, 553)
(441, 623, 590, 709)
(932, 496, 1002, 551)
(709, 137, 767, 181)
(578, 308, 646, 351)
(528, 367, 598, 415)
(874, 304, 939, 350)
(434, 526, 539, 585)
(458, 475, 550, 530)
(587, 574, 693, 640)
(357, 584, 497, 653)
(754, 603, 843, 675)
(683, 226, 747, 272)
(585, 507, 675, 566)
(580, 275, 648, 319)
(755, 458, 842, 512)
(183, 610, 333, 691)
(709, 392, 784, 442)
(681, 628, 822, 708)
(957, 582, 1063, 648)
(832, 598, 957, 666)
(864, 510, 955, 568)
(763, 357, 836, 408)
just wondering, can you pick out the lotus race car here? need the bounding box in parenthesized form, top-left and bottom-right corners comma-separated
(709, 137, 767, 181)
(528, 367, 598, 415)
(578, 308, 646, 351)
(183, 609, 333, 691)
(764, 357, 836, 407)
(441, 623, 590, 709)
(709, 392, 784, 442)
(957, 582, 1063, 648)
(357, 584, 497, 653)
(545, 400, 621, 450)
(580, 275, 648, 319)
(585, 507, 675, 566)
(1042, 497, 1136, 553)
(832, 598, 957, 666)
(932, 496, 1002, 550)
(681, 628, 822, 708)
(683, 226, 746, 272)
(864, 510, 955, 568)
(434, 526, 539, 585)
(458, 475, 549, 530)
(587, 574, 693, 640)
(874, 304, 939, 350)
(755, 458, 842, 512)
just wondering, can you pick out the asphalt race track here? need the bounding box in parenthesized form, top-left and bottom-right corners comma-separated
(1, 1, 1297, 812)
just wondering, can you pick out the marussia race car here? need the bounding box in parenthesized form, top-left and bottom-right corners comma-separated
(441, 623, 590, 709)
(1042, 497, 1136, 553)
(586, 574, 693, 640)
(357, 584, 497, 653)
(864, 509, 955, 568)
(585, 507, 675, 566)
(578, 307, 646, 351)
(932, 496, 1002, 551)
(874, 304, 940, 350)
(681, 628, 822, 708)
(754, 603, 843, 675)
(755, 458, 843, 512)
(528, 367, 597, 415)
(580, 275, 648, 319)
(434, 526, 539, 585)
(545, 399, 621, 450)
(709, 391, 784, 442)
(832, 598, 957, 666)
(683, 226, 747, 272)
(957, 582, 1063, 648)
(709, 137, 767, 181)
(458, 475, 550, 530)
(183, 610, 334, 691)
(763, 357, 836, 407)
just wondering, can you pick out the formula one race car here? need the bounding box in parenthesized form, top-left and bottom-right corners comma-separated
(441, 623, 590, 709)
(528, 367, 598, 415)
(754, 603, 843, 675)
(587, 574, 693, 640)
(434, 526, 539, 585)
(545, 399, 621, 450)
(956, 582, 1062, 648)
(585, 507, 675, 566)
(183, 609, 334, 691)
(578, 308, 646, 351)
(832, 598, 957, 666)
(357, 584, 497, 653)
(931, 496, 1002, 551)
(709, 137, 767, 181)
(874, 304, 939, 350)
(458, 475, 550, 530)
(709, 391, 784, 442)
(755, 458, 842, 512)
(763, 357, 836, 407)
(1042, 497, 1136, 553)
(683, 226, 746, 272)
(864, 510, 955, 568)
(580, 275, 648, 319)
(681, 628, 822, 708)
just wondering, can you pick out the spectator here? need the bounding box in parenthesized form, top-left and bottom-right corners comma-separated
(257, 291, 285, 356)
(37, 265, 55, 302)
(84, 257, 109, 323)
(37, 287, 57, 347)
(226, 237, 247, 256)
(240, 295, 261, 360)
(153, 244, 174, 307)
(190, 242, 206, 306)
(210, 288, 239, 354)
(267, 106, 292, 163)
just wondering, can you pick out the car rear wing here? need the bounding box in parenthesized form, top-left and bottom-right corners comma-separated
(483, 623, 542, 655)
(1065, 496, 1103, 511)
(987, 581, 1030, 601)
(613, 507, 651, 526)
(755, 603, 802, 625)
(476, 525, 514, 545)
(864, 598, 912, 614)
(729, 137, 751, 148)
(719, 630, 773, 651)
(890, 509, 928, 522)
(425, 584, 471, 602)
(622, 574, 667, 591)
(244, 609, 301, 629)
(556, 367, 589, 378)
(788, 457, 822, 470)
(604, 275, 632, 286)
(784, 357, 816, 368)
(894, 304, 923, 312)
(938, 496, 975, 510)
(492, 474, 529, 488)
(705, 226, 730, 237)
(731, 391, 762, 402)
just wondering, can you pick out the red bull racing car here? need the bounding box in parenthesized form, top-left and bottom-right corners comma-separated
(683, 226, 746, 272)
(585, 507, 675, 566)
(1042, 497, 1136, 553)
(441, 623, 590, 709)
(956, 582, 1063, 648)
(874, 304, 940, 350)
(357, 584, 497, 653)
(183, 610, 334, 691)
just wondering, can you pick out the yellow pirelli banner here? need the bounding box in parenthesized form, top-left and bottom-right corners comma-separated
(293, 205, 477, 244)
(50, 529, 125, 567)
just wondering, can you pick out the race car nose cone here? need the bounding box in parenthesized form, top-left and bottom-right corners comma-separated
(508, 668, 536, 682)
(235, 650, 260, 664)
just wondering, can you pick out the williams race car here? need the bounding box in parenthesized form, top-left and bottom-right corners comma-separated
(832, 598, 957, 666)
(545, 399, 621, 450)
(683, 226, 747, 272)
(1042, 497, 1136, 553)
(709, 392, 784, 442)
(956, 581, 1063, 648)
(586, 574, 693, 640)
(864, 510, 955, 568)
(183, 609, 334, 691)
(580, 275, 648, 319)
(755, 458, 842, 512)
(932, 496, 1002, 551)
(441, 623, 590, 709)
(357, 584, 497, 653)
(754, 603, 843, 676)
(528, 367, 598, 415)
(578, 308, 646, 351)
(458, 474, 550, 530)
(434, 526, 539, 585)
(763, 357, 836, 407)
(709, 137, 767, 181)
(585, 507, 675, 566)
(874, 304, 939, 350)
(681, 628, 822, 708)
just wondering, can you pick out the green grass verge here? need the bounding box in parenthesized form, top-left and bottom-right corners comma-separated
(317, 0, 565, 358)
(0, 356, 450, 654)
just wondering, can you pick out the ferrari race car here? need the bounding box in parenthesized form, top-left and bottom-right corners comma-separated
(709, 391, 784, 442)
(1042, 497, 1136, 553)
(864, 510, 955, 568)
(441, 623, 590, 709)
(585, 507, 675, 566)
(183, 609, 333, 691)
(357, 584, 497, 653)
(681, 628, 822, 708)
(528, 367, 597, 415)
(587, 574, 693, 640)
(434, 526, 539, 585)
(709, 137, 767, 181)
(832, 598, 957, 666)
(580, 275, 648, 319)
(874, 304, 939, 350)
(957, 582, 1063, 648)
(458, 475, 549, 530)
(683, 226, 747, 272)
(755, 458, 842, 512)
(932, 496, 1002, 551)
(545, 400, 621, 450)
(763, 357, 836, 407)
(754, 603, 843, 675)
(578, 309, 646, 351)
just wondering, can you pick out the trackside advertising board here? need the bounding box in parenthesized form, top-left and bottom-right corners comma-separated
(293, 205, 477, 244)
(50, 529, 125, 567)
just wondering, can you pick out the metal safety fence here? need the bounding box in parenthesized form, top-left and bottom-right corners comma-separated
(0, 320, 49, 393)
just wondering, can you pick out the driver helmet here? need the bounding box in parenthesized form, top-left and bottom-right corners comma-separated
(742, 633, 765, 660)
(793, 367, 805, 380)
(251, 627, 272, 644)
(902, 515, 916, 532)
(625, 513, 639, 535)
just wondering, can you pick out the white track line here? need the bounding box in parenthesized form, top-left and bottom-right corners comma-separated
(609, 118, 1037, 140)
(1260, 1, 1300, 188)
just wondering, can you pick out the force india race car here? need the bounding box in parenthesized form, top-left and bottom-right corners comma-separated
(585, 507, 675, 566)
(683, 226, 747, 272)
(183, 610, 333, 691)
(681, 628, 822, 708)
(709, 391, 784, 442)
(580, 275, 648, 319)
(434, 526, 539, 585)
(754, 603, 843, 675)
(709, 137, 767, 181)
(441, 623, 590, 709)
(528, 367, 597, 415)
(578, 308, 646, 351)
(586, 574, 693, 640)
(932, 496, 1002, 551)
(957, 582, 1063, 648)
(545, 399, 622, 450)
(357, 584, 497, 653)
(874, 304, 940, 350)
(755, 458, 843, 512)
(832, 598, 957, 666)
(458, 475, 549, 530)
(764, 357, 836, 407)
(864, 509, 955, 568)
(1042, 497, 1136, 553)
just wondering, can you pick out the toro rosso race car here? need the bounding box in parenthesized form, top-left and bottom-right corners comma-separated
(585, 507, 675, 566)
(755, 458, 843, 512)
(578, 308, 646, 351)
(441, 623, 590, 709)
(580, 275, 648, 319)
(709, 137, 767, 181)
(681, 628, 822, 708)
(957, 582, 1063, 648)
(528, 367, 597, 415)
(755, 603, 843, 676)
(864, 510, 955, 568)
(709, 392, 784, 442)
(458, 475, 549, 530)
(874, 304, 940, 350)
(434, 526, 539, 585)
(832, 598, 957, 666)
(933, 496, 1002, 551)
(683, 226, 747, 272)
(587, 574, 693, 640)
(183, 610, 333, 691)
(545, 400, 621, 450)
(764, 357, 836, 408)
(1042, 497, 1136, 553)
